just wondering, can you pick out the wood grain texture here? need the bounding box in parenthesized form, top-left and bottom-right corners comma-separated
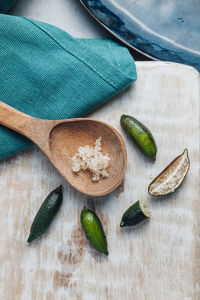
(0, 102, 127, 196)
(0, 62, 199, 300)
(48, 120, 127, 196)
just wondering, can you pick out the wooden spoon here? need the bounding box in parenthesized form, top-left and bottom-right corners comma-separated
(0, 101, 127, 196)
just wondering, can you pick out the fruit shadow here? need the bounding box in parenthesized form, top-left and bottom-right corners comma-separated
(148, 175, 189, 207)
(119, 218, 150, 238)
(26, 203, 63, 247)
(26, 234, 44, 247)
(88, 247, 109, 263)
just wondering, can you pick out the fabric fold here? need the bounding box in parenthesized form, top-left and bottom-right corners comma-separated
(0, 14, 137, 159)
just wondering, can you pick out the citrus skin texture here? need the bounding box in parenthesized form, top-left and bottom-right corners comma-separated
(27, 185, 63, 243)
(120, 114, 157, 161)
(120, 200, 150, 227)
(81, 207, 108, 255)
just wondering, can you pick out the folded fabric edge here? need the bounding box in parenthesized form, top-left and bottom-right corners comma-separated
(24, 17, 137, 91)
(0, 14, 137, 160)
(0, 142, 34, 161)
(78, 37, 137, 82)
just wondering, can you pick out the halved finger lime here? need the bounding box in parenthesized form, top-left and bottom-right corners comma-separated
(120, 200, 150, 227)
(148, 149, 190, 196)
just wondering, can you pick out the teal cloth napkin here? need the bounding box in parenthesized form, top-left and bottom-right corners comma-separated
(0, 14, 137, 159)
(0, 0, 16, 13)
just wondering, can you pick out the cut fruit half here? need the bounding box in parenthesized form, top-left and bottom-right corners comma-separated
(148, 149, 190, 196)
(120, 200, 150, 227)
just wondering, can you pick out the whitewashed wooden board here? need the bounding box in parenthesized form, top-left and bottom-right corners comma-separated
(0, 61, 199, 300)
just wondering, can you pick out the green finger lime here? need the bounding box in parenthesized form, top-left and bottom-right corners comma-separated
(27, 185, 63, 243)
(120, 114, 157, 161)
(81, 206, 108, 255)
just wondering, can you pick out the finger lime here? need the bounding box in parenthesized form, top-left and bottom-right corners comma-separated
(81, 206, 108, 255)
(120, 200, 150, 227)
(27, 185, 63, 243)
(120, 114, 157, 161)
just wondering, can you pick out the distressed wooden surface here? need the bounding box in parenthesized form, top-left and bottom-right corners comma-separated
(0, 61, 199, 300)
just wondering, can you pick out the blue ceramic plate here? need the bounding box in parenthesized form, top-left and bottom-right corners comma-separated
(80, 0, 200, 71)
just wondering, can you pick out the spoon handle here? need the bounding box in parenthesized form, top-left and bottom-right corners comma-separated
(0, 101, 51, 144)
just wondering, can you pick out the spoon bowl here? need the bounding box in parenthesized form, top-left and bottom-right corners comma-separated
(0, 101, 127, 196)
